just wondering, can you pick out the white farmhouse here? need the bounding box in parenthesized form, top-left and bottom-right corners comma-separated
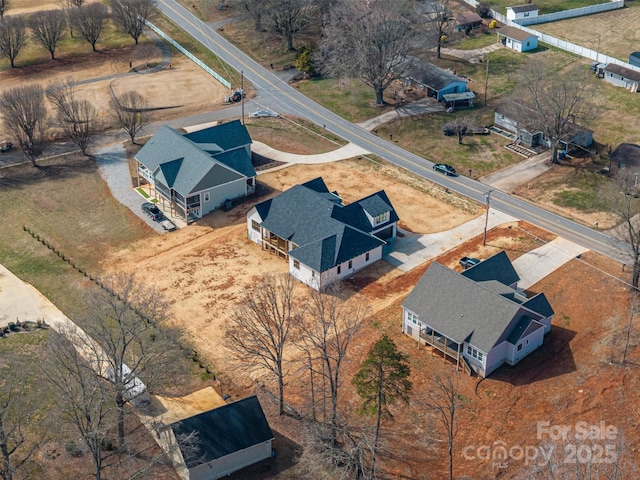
(247, 177, 398, 290)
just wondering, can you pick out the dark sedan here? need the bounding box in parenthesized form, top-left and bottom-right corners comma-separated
(433, 163, 456, 176)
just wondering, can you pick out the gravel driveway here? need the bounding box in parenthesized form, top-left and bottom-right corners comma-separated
(95, 144, 166, 234)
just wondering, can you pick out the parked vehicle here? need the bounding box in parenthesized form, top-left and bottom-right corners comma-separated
(249, 109, 278, 118)
(160, 218, 177, 231)
(459, 256, 481, 269)
(433, 163, 456, 176)
(141, 202, 162, 221)
(0, 141, 13, 153)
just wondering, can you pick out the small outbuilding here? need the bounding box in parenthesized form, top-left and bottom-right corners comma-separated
(629, 52, 640, 68)
(496, 26, 538, 52)
(603, 64, 640, 92)
(609, 143, 640, 175)
(456, 12, 483, 32)
(506, 4, 540, 22)
(160, 395, 274, 480)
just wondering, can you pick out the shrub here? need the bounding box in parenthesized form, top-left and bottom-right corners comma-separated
(476, 2, 492, 18)
(8, 322, 17, 332)
(65, 440, 85, 458)
(295, 45, 316, 76)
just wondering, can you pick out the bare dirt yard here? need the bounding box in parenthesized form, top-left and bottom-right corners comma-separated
(102, 155, 640, 478)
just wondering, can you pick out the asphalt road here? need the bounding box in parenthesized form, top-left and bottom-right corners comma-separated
(156, 0, 628, 264)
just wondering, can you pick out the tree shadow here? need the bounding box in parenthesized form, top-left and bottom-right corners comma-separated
(0, 154, 97, 190)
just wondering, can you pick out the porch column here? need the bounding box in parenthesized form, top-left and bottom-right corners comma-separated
(456, 343, 461, 371)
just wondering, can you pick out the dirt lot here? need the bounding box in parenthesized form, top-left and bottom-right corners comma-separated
(0, 30, 230, 140)
(101, 155, 640, 478)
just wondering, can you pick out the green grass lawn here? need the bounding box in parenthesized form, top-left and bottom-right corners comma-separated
(0, 155, 151, 319)
(489, 0, 610, 15)
(453, 31, 498, 50)
(247, 117, 348, 153)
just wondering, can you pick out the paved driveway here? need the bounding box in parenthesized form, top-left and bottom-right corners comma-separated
(512, 237, 589, 290)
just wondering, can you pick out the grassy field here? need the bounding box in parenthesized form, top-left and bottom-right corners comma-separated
(0, 155, 151, 319)
(247, 117, 348, 153)
(534, 0, 640, 63)
(489, 0, 609, 15)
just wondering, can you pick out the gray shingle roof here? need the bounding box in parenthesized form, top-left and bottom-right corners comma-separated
(523, 292, 554, 318)
(610, 143, 640, 168)
(183, 120, 252, 152)
(605, 64, 640, 83)
(396, 56, 464, 91)
(462, 251, 520, 286)
(135, 124, 255, 197)
(256, 178, 397, 272)
(509, 4, 539, 13)
(170, 395, 273, 470)
(403, 262, 542, 352)
(497, 26, 537, 42)
(506, 316, 543, 344)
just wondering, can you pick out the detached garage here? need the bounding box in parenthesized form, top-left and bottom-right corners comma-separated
(161, 395, 274, 480)
(497, 26, 538, 52)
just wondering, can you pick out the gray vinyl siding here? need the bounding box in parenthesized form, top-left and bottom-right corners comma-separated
(188, 441, 272, 480)
(200, 178, 247, 216)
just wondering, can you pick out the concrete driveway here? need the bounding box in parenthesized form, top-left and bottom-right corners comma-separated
(386, 209, 518, 272)
(512, 237, 589, 290)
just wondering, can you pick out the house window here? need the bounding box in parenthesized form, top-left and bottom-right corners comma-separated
(251, 220, 260, 232)
(517, 343, 523, 351)
(203, 192, 210, 202)
(337, 265, 341, 274)
(374, 212, 389, 225)
(312, 271, 315, 278)
(466, 345, 484, 362)
(348, 260, 353, 269)
(365, 252, 370, 261)
(524, 11, 529, 16)
(407, 312, 419, 324)
(293, 260, 300, 269)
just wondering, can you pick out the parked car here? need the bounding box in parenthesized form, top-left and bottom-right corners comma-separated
(0, 141, 13, 153)
(160, 218, 177, 231)
(141, 202, 162, 221)
(459, 257, 481, 269)
(249, 109, 278, 118)
(433, 163, 456, 176)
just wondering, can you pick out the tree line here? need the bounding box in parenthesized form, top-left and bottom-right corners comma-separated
(0, 0, 157, 66)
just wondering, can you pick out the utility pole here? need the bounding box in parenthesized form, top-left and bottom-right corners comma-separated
(483, 190, 493, 246)
(241, 70, 245, 125)
(484, 57, 489, 106)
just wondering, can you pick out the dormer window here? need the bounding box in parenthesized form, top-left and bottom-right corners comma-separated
(374, 212, 389, 225)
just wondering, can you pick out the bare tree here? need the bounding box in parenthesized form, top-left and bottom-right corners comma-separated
(235, 0, 270, 31)
(0, 359, 42, 480)
(444, 116, 470, 145)
(79, 273, 184, 451)
(111, 90, 152, 145)
(70, 2, 108, 52)
(516, 63, 595, 164)
(423, 373, 464, 480)
(224, 273, 303, 416)
(57, 0, 84, 37)
(415, 0, 455, 59)
(29, 9, 67, 60)
(352, 335, 412, 479)
(0, 15, 26, 68)
(268, 0, 313, 51)
(319, 0, 421, 105)
(111, 0, 157, 45)
(44, 330, 117, 480)
(0, 85, 49, 167)
(0, 0, 8, 20)
(47, 79, 99, 155)
(299, 283, 368, 443)
(606, 171, 640, 288)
